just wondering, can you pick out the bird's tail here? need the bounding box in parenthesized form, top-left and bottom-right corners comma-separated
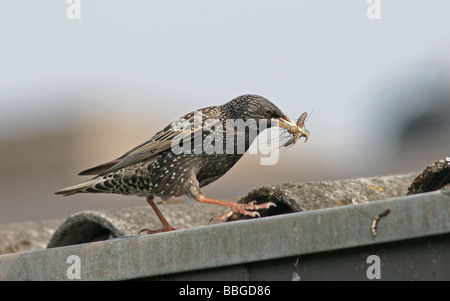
(55, 178, 105, 196)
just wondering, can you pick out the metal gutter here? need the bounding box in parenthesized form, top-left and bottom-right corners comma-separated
(0, 190, 448, 280)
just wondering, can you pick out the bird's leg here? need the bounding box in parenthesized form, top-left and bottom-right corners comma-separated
(194, 196, 276, 222)
(139, 196, 177, 235)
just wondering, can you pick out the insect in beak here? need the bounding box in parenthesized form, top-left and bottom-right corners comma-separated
(276, 113, 309, 147)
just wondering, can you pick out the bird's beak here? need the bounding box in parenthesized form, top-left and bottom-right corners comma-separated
(277, 116, 308, 138)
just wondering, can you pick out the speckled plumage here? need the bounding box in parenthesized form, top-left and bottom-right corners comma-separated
(56, 94, 297, 233)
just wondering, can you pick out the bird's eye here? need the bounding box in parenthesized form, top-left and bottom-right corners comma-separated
(266, 109, 281, 118)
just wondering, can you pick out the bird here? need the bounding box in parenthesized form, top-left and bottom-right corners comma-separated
(55, 94, 304, 234)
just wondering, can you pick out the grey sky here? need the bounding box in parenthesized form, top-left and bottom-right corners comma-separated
(1, 1, 449, 156)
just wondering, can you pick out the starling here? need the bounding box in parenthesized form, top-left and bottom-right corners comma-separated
(55, 94, 306, 234)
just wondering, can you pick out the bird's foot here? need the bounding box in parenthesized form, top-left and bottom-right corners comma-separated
(138, 224, 176, 235)
(195, 196, 276, 223)
(213, 200, 276, 222)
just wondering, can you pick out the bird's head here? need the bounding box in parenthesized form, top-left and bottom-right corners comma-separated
(221, 94, 307, 136)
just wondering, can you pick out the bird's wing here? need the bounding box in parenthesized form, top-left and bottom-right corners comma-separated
(79, 111, 208, 176)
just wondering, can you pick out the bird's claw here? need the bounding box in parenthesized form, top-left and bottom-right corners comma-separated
(211, 200, 276, 223)
(246, 200, 276, 210)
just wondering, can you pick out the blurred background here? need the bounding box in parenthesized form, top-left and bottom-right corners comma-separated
(1, 1, 449, 223)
